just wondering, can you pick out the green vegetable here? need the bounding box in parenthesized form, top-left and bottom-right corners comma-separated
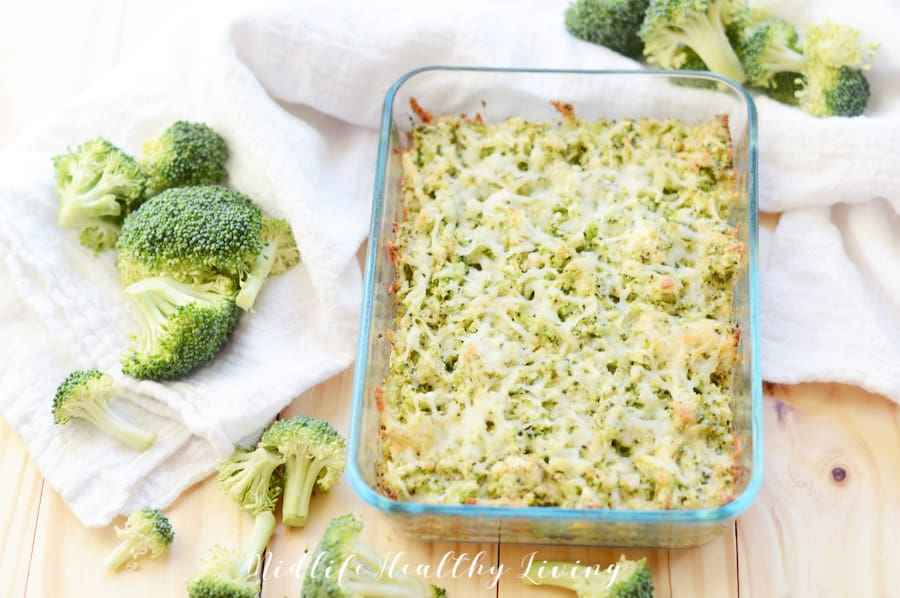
(121, 276, 239, 380)
(639, 0, 747, 83)
(798, 65, 870, 118)
(104, 508, 174, 572)
(141, 121, 228, 196)
(564, 0, 649, 60)
(116, 185, 263, 287)
(186, 511, 276, 598)
(259, 416, 345, 527)
(234, 216, 300, 311)
(522, 555, 654, 598)
(302, 513, 446, 598)
(739, 19, 803, 87)
(217, 445, 285, 515)
(52, 138, 146, 253)
(52, 369, 156, 450)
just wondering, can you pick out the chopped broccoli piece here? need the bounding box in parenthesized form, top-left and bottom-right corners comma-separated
(116, 185, 263, 286)
(522, 555, 654, 598)
(302, 513, 446, 598)
(259, 416, 345, 527)
(52, 138, 146, 252)
(121, 276, 240, 380)
(739, 19, 804, 87)
(52, 369, 156, 451)
(187, 511, 276, 598)
(235, 217, 300, 311)
(798, 65, 870, 117)
(564, 0, 649, 60)
(639, 0, 746, 83)
(217, 445, 285, 515)
(104, 507, 174, 572)
(141, 121, 228, 196)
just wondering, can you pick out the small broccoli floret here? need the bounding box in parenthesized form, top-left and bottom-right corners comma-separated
(104, 507, 174, 572)
(739, 19, 804, 87)
(217, 445, 285, 515)
(798, 65, 870, 117)
(235, 217, 300, 311)
(141, 121, 228, 196)
(564, 0, 649, 60)
(640, 0, 746, 83)
(522, 555, 654, 598)
(53, 138, 147, 252)
(302, 514, 445, 598)
(52, 369, 157, 451)
(187, 511, 276, 598)
(122, 276, 240, 380)
(259, 416, 345, 527)
(116, 185, 263, 286)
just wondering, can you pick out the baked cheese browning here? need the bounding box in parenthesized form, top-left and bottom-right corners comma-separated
(381, 114, 742, 510)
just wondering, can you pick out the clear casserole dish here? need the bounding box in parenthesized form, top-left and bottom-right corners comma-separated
(348, 67, 761, 548)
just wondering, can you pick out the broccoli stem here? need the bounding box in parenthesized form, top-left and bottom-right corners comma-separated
(104, 539, 139, 572)
(342, 541, 429, 597)
(241, 511, 277, 577)
(680, 17, 746, 82)
(57, 188, 121, 228)
(282, 451, 324, 527)
(235, 243, 277, 311)
(80, 400, 157, 451)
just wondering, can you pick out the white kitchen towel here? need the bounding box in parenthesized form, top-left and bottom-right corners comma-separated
(0, 0, 898, 526)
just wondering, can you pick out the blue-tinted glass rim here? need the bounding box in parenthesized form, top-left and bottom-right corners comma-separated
(348, 66, 762, 527)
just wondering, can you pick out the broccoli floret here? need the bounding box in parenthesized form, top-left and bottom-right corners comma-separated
(564, 0, 649, 60)
(52, 138, 147, 252)
(234, 217, 300, 311)
(259, 416, 345, 527)
(187, 511, 276, 598)
(52, 369, 157, 451)
(522, 555, 654, 598)
(117, 185, 263, 286)
(121, 276, 240, 380)
(739, 19, 804, 87)
(217, 445, 285, 515)
(798, 65, 870, 117)
(104, 507, 174, 572)
(141, 121, 228, 196)
(302, 513, 446, 598)
(639, 0, 746, 83)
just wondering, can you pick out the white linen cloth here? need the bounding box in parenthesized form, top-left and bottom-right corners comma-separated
(0, 0, 897, 526)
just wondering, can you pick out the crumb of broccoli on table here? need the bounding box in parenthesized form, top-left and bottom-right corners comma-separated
(104, 507, 173, 572)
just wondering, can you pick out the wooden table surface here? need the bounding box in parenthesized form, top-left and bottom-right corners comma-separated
(2, 2, 898, 597)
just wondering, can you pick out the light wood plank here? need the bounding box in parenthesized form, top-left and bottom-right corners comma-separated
(0, 417, 44, 598)
(737, 383, 900, 598)
(263, 368, 500, 597)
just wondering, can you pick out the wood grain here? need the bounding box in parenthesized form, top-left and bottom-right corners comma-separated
(737, 383, 900, 598)
(0, 417, 43, 598)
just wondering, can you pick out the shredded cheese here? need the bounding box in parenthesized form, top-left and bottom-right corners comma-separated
(380, 114, 742, 510)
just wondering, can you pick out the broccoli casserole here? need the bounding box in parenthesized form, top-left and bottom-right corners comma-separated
(378, 109, 742, 510)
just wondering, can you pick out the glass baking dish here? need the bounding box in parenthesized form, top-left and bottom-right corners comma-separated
(348, 67, 761, 548)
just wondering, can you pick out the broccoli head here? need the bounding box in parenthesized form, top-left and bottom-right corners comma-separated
(53, 138, 147, 252)
(234, 217, 300, 311)
(104, 507, 174, 572)
(564, 0, 649, 60)
(302, 513, 446, 598)
(217, 445, 285, 515)
(52, 369, 157, 451)
(739, 19, 804, 88)
(187, 511, 276, 598)
(523, 555, 654, 598)
(117, 185, 263, 286)
(639, 0, 747, 83)
(121, 276, 240, 380)
(259, 416, 345, 527)
(141, 121, 228, 196)
(797, 65, 870, 118)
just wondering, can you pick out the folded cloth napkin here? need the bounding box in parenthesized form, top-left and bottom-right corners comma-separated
(1, 0, 898, 526)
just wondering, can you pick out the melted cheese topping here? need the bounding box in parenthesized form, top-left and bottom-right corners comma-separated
(380, 115, 741, 510)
